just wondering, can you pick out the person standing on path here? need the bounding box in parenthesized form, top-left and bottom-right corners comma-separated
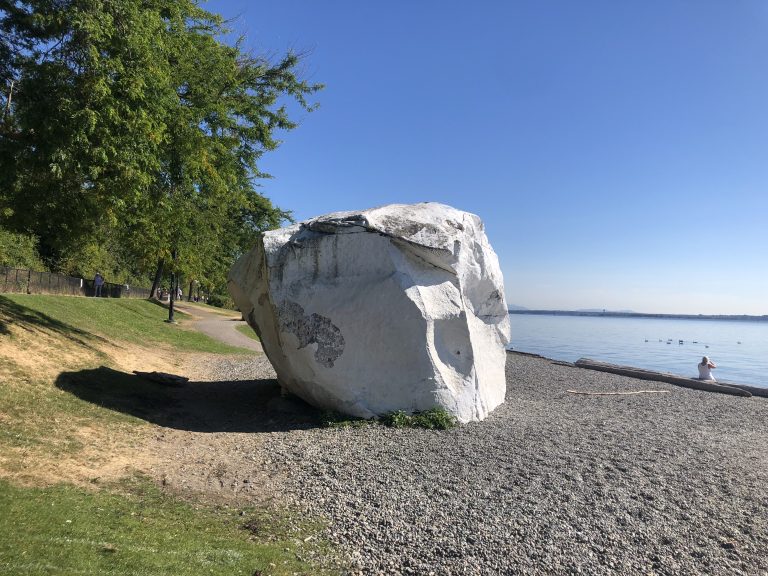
(93, 272, 105, 297)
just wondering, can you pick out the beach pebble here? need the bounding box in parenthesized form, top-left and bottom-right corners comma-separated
(191, 352, 768, 575)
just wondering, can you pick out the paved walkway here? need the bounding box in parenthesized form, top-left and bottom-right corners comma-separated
(173, 302, 262, 353)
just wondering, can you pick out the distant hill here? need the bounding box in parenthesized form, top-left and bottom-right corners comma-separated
(508, 304, 529, 311)
(507, 309, 768, 322)
(578, 308, 636, 314)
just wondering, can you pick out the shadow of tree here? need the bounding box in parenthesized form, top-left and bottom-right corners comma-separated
(55, 367, 322, 433)
(0, 296, 94, 348)
(147, 298, 193, 318)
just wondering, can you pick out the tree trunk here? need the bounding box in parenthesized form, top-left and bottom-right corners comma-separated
(168, 271, 176, 322)
(2, 80, 13, 122)
(167, 250, 177, 323)
(188, 280, 193, 302)
(149, 258, 164, 299)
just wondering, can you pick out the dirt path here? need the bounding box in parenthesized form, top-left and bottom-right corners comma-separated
(173, 302, 262, 353)
(0, 296, 279, 502)
(143, 354, 311, 507)
(137, 303, 290, 505)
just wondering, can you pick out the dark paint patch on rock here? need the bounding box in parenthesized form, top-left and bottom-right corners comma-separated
(276, 300, 345, 368)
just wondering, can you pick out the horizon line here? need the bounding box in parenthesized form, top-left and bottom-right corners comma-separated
(508, 309, 768, 319)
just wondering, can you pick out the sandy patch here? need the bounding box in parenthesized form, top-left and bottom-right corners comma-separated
(0, 325, 103, 382)
(0, 300, 274, 505)
(0, 313, 193, 489)
(1, 426, 156, 488)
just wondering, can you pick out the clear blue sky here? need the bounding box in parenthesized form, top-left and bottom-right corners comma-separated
(205, 0, 768, 315)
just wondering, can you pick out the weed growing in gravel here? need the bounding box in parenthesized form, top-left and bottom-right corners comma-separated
(319, 411, 374, 429)
(381, 409, 458, 430)
(320, 409, 458, 430)
(380, 410, 411, 428)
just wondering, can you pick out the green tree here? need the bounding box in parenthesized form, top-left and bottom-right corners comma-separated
(0, 0, 319, 304)
(0, 0, 175, 266)
(124, 8, 316, 318)
(0, 228, 44, 269)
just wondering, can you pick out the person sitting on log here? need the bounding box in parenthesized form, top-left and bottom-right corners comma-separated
(698, 356, 717, 381)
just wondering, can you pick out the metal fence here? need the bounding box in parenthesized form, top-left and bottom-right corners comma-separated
(0, 267, 152, 299)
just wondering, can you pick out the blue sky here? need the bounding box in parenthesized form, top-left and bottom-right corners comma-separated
(205, 0, 768, 315)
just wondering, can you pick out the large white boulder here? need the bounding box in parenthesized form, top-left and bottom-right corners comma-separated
(227, 202, 510, 423)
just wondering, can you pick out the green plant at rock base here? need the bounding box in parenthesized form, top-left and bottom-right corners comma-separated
(381, 408, 458, 430)
(319, 411, 374, 429)
(320, 408, 458, 430)
(380, 410, 411, 428)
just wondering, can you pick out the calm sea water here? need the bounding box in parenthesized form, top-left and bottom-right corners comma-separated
(508, 313, 768, 388)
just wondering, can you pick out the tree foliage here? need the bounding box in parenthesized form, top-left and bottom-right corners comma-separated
(0, 228, 44, 269)
(0, 0, 320, 289)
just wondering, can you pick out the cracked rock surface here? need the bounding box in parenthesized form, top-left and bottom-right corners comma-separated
(228, 202, 510, 422)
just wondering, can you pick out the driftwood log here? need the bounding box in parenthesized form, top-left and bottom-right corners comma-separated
(712, 382, 768, 398)
(132, 371, 189, 387)
(567, 389, 670, 396)
(573, 358, 760, 398)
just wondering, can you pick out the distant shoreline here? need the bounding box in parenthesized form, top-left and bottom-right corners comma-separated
(508, 310, 768, 322)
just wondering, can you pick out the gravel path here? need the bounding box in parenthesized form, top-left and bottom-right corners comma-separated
(169, 348, 768, 574)
(174, 302, 262, 352)
(252, 352, 767, 575)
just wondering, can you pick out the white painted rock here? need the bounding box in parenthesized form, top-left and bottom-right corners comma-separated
(227, 202, 510, 423)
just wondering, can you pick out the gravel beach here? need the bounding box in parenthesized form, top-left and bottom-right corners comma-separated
(186, 351, 768, 575)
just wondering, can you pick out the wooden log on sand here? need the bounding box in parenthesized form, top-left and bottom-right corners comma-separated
(132, 370, 189, 387)
(567, 389, 670, 396)
(574, 358, 755, 398)
(712, 381, 768, 398)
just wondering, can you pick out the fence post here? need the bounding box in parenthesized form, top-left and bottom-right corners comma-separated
(0, 267, 151, 298)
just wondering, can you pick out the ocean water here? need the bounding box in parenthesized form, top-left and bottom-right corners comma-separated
(508, 313, 768, 388)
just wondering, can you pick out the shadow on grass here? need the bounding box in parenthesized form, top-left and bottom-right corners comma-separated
(145, 297, 192, 318)
(55, 367, 321, 433)
(0, 295, 94, 349)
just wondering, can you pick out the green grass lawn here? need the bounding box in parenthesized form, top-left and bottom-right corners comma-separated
(0, 293, 336, 575)
(0, 295, 210, 464)
(0, 478, 334, 576)
(235, 323, 260, 341)
(0, 294, 250, 354)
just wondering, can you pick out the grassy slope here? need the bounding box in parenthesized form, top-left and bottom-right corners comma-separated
(1, 294, 249, 354)
(235, 323, 261, 341)
(0, 479, 330, 576)
(0, 294, 335, 576)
